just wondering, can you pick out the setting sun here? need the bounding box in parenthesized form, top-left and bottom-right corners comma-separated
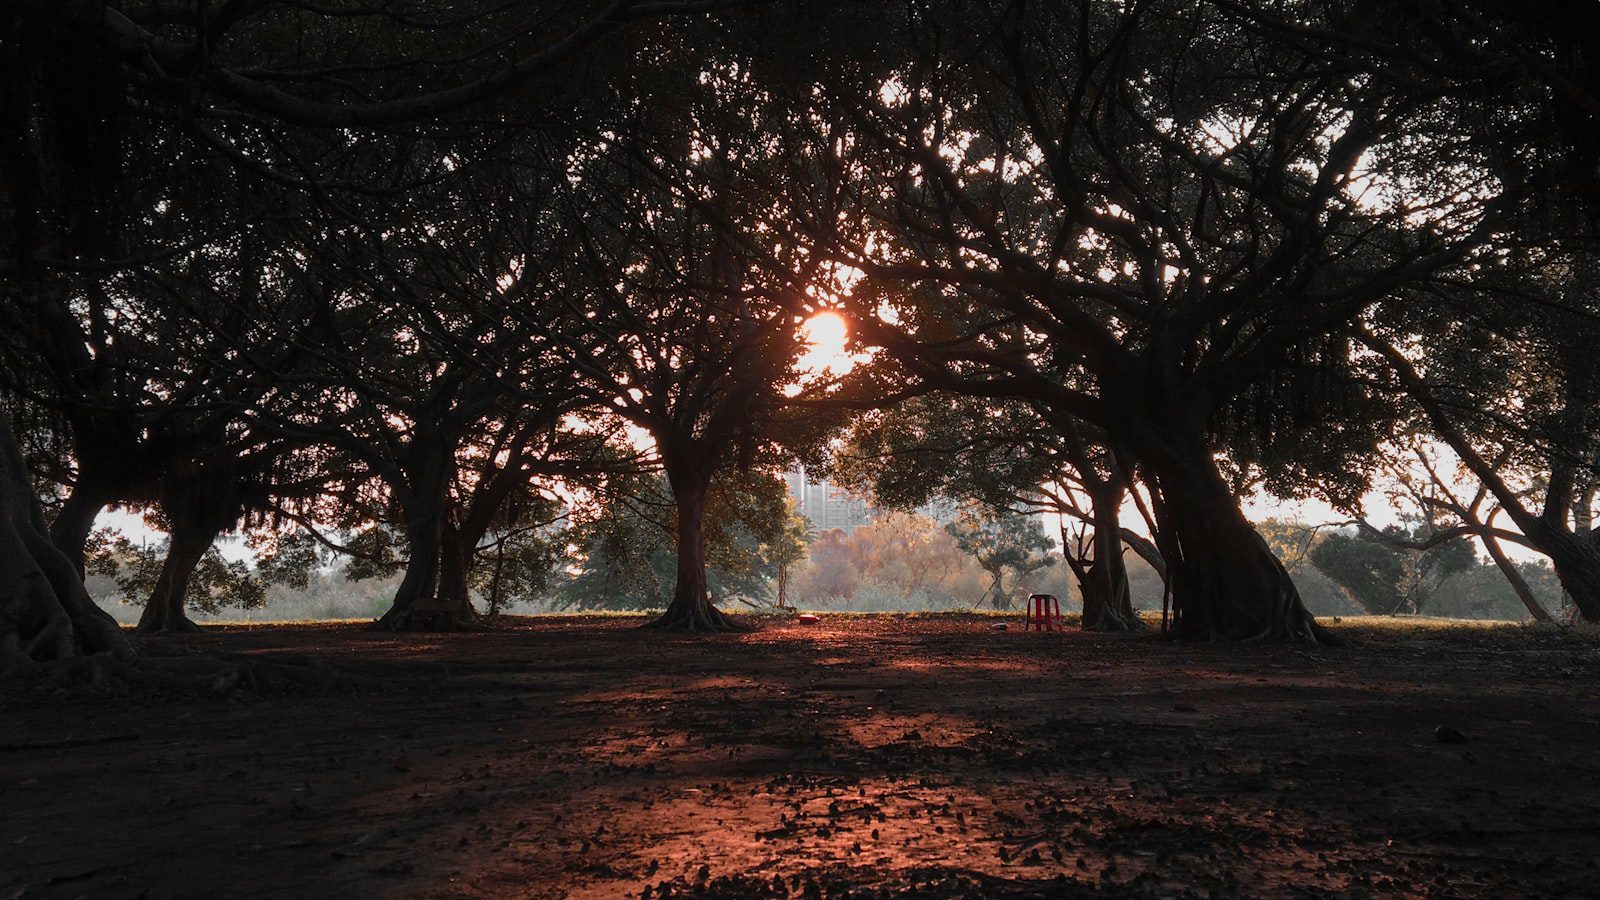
(797, 311, 852, 376)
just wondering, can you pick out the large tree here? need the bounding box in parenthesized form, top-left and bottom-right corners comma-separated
(833, 395, 1154, 631)
(539, 47, 832, 631)
(0, 0, 719, 659)
(1358, 252, 1600, 621)
(256, 169, 590, 631)
(798, 0, 1495, 642)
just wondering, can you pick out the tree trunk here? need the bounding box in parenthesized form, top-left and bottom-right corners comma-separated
(371, 440, 483, 632)
(0, 409, 131, 672)
(648, 475, 737, 633)
(1528, 526, 1600, 622)
(1079, 483, 1144, 633)
(434, 523, 479, 615)
(987, 568, 1009, 610)
(1080, 523, 1138, 633)
(1142, 433, 1338, 644)
(486, 539, 508, 617)
(49, 485, 107, 578)
(1477, 527, 1554, 622)
(136, 516, 217, 634)
(374, 509, 482, 631)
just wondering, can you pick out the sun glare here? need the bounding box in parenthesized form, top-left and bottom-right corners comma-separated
(797, 311, 852, 376)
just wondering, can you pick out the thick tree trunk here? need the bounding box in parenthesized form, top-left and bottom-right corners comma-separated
(52, 411, 162, 576)
(49, 485, 107, 578)
(136, 517, 217, 634)
(372, 444, 482, 632)
(374, 510, 481, 631)
(0, 409, 131, 671)
(433, 523, 480, 617)
(647, 476, 737, 633)
(1079, 483, 1144, 633)
(1142, 433, 1337, 644)
(1080, 527, 1139, 632)
(1530, 527, 1600, 622)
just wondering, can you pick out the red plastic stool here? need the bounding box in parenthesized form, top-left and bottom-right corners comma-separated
(1026, 593, 1062, 631)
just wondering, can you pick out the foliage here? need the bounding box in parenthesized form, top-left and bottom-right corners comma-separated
(944, 505, 1056, 611)
(248, 529, 327, 592)
(548, 471, 806, 611)
(1256, 520, 1327, 579)
(85, 528, 267, 616)
(1308, 525, 1476, 616)
(338, 526, 408, 584)
(9, 0, 1600, 646)
(474, 527, 567, 616)
(789, 511, 991, 611)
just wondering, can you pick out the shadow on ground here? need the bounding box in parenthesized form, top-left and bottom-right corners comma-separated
(3, 615, 1599, 898)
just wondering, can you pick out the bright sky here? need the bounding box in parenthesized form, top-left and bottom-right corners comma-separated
(795, 311, 857, 378)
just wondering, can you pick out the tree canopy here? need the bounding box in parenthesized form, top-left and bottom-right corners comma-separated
(3, 0, 1598, 662)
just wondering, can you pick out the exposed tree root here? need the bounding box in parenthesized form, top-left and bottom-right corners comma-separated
(1304, 617, 1349, 647)
(135, 614, 204, 635)
(643, 601, 745, 634)
(1165, 610, 1346, 646)
(1, 410, 135, 666)
(368, 606, 489, 633)
(0, 413, 391, 696)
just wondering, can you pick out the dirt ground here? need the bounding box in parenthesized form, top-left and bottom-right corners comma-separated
(3, 614, 1599, 899)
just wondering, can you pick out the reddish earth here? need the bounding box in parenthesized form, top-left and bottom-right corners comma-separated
(3, 615, 1599, 898)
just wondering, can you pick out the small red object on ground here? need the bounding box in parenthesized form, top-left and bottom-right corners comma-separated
(796, 613, 820, 624)
(1025, 594, 1061, 632)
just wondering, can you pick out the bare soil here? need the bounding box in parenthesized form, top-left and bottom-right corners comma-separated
(3, 615, 1599, 898)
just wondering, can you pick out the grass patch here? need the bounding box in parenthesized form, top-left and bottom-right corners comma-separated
(1322, 614, 1600, 647)
(168, 609, 1599, 648)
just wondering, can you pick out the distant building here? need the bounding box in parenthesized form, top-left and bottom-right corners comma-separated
(783, 468, 959, 535)
(917, 496, 961, 527)
(784, 468, 873, 534)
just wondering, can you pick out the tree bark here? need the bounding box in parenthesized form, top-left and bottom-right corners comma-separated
(0, 409, 131, 671)
(1140, 432, 1337, 644)
(135, 516, 217, 634)
(1526, 525, 1600, 622)
(374, 506, 482, 631)
(647, 473, 737, 633)
(1477, 526, 1554, 622)
(49, 485, 107, 579)
(1080, 483, 1143, 632)
(372, 450, 482, 632)
(434, 523, 477, 614)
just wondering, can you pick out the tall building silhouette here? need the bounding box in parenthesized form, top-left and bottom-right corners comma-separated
(783, 468, 959, 534)
(783, 469, 872, 534)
